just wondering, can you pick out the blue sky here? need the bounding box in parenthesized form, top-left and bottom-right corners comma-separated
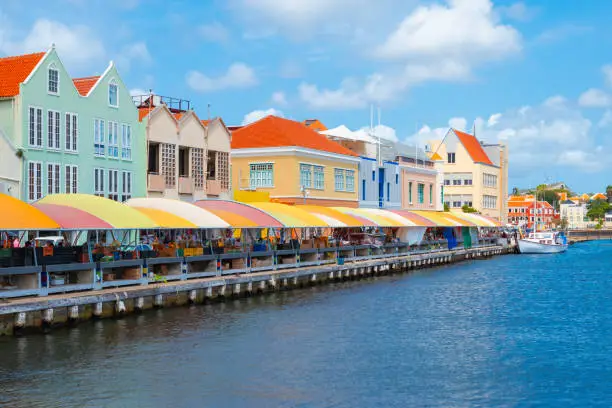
(0, 0, 610, 192)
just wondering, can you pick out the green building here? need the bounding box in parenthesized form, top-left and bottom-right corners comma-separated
(0, 45, 144, 202)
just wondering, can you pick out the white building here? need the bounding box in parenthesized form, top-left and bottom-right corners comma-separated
(559, 200, 589, 229)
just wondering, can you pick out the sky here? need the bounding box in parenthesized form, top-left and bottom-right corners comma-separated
(0, 0, 610, 192)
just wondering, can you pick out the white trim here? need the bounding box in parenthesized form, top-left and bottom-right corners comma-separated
(23, 48, 52, 85)
(232, 146, 360, 164)
(27, 160, 43, 202)
(64, 112, 78, 153)
(27, 105, 44, 148)
(46, 109, 61, 150)
(108, 77, 119, 108)
(399, 164, 437, 176)
(270, 194, 358, 202)
(47, 62, 60, 96)
(86, 61, 113, 96)
(46, 162, 61, 195)
(65, 164, 78, 194)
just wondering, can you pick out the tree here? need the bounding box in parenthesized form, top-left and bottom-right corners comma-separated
(461, 204, 478, 213)
(511, 187, 519, 196)
(586, 199, 611, 221)
(443, 203, 450, 212)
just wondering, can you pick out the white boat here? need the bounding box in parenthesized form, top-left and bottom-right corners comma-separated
(518, 231, 568, 254)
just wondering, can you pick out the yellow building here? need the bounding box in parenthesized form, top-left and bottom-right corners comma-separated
(429, 128, 508, 222)
(231, 116, 360, 207)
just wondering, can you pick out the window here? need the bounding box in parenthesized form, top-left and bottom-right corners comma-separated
(28, 162, 42, 201)
(334, 169, 345, 191)
(346, 170, 355, 192)
(249, 163, 273, 188)
(94, 119, 105, 156)
(464, 179, 473, 185)
(47, 163, 60, 195)
(444, 179, 450, 186)
(191, 148, 204, 189)
(314, 166, 324, 190)
(409, 181, 413, 203)
(47, 110, 60, 149)
(429, 184, 433, 205)
(483, 195, 497, 209)
(65, 165, 78, 193)
(109, 79, 118, 107)
(29, 107, 43, 147)
(122, 171, 132, 202)
(300, 164, 312, 188)
(65, 113, 77, 152)
(108, 170, 119, 201)
(217, 151, 230, 191)
(108, 121, 119, 158)
(121, 124, 131, 160)
(447, 152, 456, 163)
(178, 147, 189, 177)
(453, 201, 462, 208)
(48, 64, 59, 94)
(483, 173, 498, 188)
(452, 179, 462, 186)
(395, 173, 399, 184)
(362, 179, 366, 201)
(94, 168, 105, 197)
(372, 170, 375, 181)
(386, 182, 390, 202)
(161, 143, 176, 188)
(418, 183, 425, 204)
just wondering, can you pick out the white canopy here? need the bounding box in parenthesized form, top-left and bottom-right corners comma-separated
(321, 125, 376, 143)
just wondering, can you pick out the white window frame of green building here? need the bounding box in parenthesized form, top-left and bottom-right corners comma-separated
(122, 171, 132, 202)
(47, 163, 60, 195)
(47, 63, 59, 95)
(94, 119, 105, 157)
(346, 170, 355, 192)
(418, 183, 425, 204)
(28, 161, 42, 202)
(47, 110, 60, 150)
(65, 165, 78, 194)
(108, 121, 119, 158)
(334, 168, 345, 191)
(28, 107, 43, 148)
(94, 168, 105, 197)
(65, 112, 78, 152)
(313, 165, 324, 190)
(109, 79, 118, 107)
(300, 163, 312, 188)
(249, 162, 274, 188)
(108, 169, 119, 201)
(121, 124, 132, 160)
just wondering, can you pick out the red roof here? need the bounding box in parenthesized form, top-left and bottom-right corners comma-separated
(72, 76, 100, 96)
(232, 116, 358, 157)
(452, 129, 493, 166)
(0, 52, 46, 97)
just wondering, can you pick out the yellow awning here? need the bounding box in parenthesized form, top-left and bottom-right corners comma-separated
(249, 202, 328, 227)
(132, 207, 197, 228)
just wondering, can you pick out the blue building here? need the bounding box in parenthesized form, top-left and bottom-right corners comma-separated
(358, 157, 401, 209)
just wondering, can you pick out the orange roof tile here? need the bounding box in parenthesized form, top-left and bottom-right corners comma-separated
(232, 116, 358, 157)
(0, 52, 46, 97)
(138, 107, 154, 122)
(173, 112, 183, 120)
(303, 119, 327, 132)
(452, 129, 494, 166)
(72, 76, 100, 96)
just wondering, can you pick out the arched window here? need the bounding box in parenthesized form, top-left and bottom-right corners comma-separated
(48, 63, 59, 94)
(108, 78, 118, 107)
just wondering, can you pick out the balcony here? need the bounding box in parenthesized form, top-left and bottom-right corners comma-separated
(178, 177, 193, 194)
(148, 173, 165, 192)
(207, 180, 222, 196)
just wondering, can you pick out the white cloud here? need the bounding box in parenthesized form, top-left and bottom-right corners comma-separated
(376, 0, 521, 62)
(598, 110, 612, 128)
(1, 19, 105, 70)
(198, 22, 230, 43)
(242, 108, 284, 125)
(186, 63, 258, 92)
(129, 88, 148, 97)
(602, 64, 612, 88)
(271, 91, 288, 106)
(578, 88, 611, 108)
(535, 24, 592, 44)
(497, 2, 536, 22)
(279, 60, 303, 78)
(299, 0, 521, 110)
(115, 41, 152, 72)
(405, 95, 606, 177)
(361, 124, 398, 142)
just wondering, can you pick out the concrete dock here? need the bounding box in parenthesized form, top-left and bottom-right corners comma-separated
(0, 244, 509, 336)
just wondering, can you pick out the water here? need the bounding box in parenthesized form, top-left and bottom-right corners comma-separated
(1, 241, 612, 407)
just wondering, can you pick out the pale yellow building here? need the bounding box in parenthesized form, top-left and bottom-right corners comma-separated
(231, 116, 359, 207)
(428, 128, 508, 222)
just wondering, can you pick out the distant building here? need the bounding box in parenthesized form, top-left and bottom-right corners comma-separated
(231, 116, 359, 207)
(429, 129, 508, 222)
(559, 200, 590, 229)
(136, 94, 231, 201)
(508, 195, 555, 229)
(0, 46, 144, 201)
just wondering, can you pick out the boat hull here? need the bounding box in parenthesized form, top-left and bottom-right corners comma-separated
(518, 239, 568, 254)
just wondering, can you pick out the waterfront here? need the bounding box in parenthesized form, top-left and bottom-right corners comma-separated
(1, 241, 611, 407)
